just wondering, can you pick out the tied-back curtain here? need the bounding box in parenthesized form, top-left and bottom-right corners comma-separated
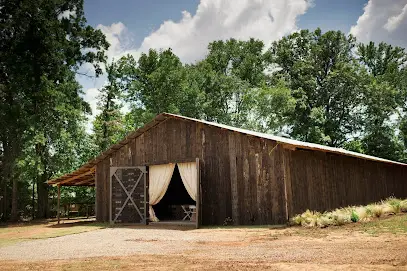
(149, 163, 176, 222)
(177, 162, 197, 201)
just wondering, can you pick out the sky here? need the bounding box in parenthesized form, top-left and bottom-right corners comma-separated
(78, 0, 407, 130)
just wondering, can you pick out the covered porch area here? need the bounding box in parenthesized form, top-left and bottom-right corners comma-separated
(47, 166, 95, 224)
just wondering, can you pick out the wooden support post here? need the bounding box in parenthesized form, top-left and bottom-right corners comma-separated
(57, 185, 61, 224)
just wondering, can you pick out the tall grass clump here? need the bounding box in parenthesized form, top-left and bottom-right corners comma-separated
(367, 204, 384, 218)
(291, 210, 322, 227)
(384, 197, 402, 214)
(290, 197, 407, 228)
(400, 200, 407, 212)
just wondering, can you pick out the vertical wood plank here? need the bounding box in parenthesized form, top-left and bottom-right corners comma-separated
(282, 149, 293, 220)
(228, 132, 239, 225)
(255, 142, 263, 224)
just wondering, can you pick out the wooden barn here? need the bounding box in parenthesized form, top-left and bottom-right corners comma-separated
(48, 113, 407, 226)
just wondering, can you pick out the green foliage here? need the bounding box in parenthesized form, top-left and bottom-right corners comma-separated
(251, 81, 296, 133)
(351, 210, 360, 223)
(2, 16, 407, 222)
(0, 0, 108, 220)
(92, 62, 127, 152)
(270, 29, 362, 146)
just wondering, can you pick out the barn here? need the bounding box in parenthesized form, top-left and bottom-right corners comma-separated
(47, 113, 407, 226)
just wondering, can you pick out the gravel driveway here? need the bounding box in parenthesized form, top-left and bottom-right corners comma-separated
(0, 227, 246, 261)
(1, 226, 407, 267)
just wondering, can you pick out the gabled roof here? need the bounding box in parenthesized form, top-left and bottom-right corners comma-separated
(47, 113, 407, 186)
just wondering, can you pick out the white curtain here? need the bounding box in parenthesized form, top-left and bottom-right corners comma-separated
(177, 162, 198, 201)
(149, 163, 176, 222)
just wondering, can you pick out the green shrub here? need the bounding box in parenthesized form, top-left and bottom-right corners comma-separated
(351, 210, 359, 222)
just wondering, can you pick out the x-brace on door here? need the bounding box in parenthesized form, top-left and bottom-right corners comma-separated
(110, 166, 148, 224)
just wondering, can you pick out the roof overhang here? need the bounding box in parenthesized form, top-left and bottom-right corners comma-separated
(47, 167, 95, 186)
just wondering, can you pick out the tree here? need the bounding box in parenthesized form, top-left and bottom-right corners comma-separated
(128, 49, 187, 115)
(250, 81, 296, 134)
(93, 62, 126, 152)
(114, 50, 203, 126)
(270, 29, 365, 147)
(206, 38, 267, 86)
(357, 42, 407, 161)
(0, 0, 108, 220)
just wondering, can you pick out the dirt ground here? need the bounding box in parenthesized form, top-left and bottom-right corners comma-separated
(0, 217, 102, 247)
(0, 215, 407, 270)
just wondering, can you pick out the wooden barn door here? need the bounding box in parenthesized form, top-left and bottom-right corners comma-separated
(110, 166, 148, 224)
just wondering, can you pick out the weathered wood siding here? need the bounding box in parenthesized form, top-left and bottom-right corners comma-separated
(283, 148, 407, 217)
(96, 117, 407, 225)
(199, 125, 287, 225)
(96, 118, 287, 225)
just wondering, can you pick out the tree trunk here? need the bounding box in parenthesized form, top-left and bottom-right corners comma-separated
(32, 181, 35, 219)
(10, 177, 18, 221)
(36, 172, 49, 219)
(2, 141, 19, 222)
(0, 181, 7, 221)
(36, 142, 49, 219)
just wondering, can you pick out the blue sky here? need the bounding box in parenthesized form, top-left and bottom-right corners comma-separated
(298, 0, 367, 32)
(79, 0, 407, 130)
(84, 0, 367, 48)
(84, 0, 200, 48)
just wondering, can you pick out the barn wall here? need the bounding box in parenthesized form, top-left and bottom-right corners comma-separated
(96, 118, 197, 222)
(284, 148, 407, 217)
(197, 124, 287, 225)
(96, 117, 288, 225)
(96, 116, 407, 225)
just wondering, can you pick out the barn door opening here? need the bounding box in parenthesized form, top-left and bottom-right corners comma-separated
(110, 166, 148, 224)
(152, 165, 195, 221)
(149, 159, 200, 228)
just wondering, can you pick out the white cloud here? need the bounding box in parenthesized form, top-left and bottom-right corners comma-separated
(140, 0, 311, 63)
(80, 23, 140, 132)
(83, 88, 100, 117)
(350, 0, 407, 48)
(96, 22, 141, 62)
(81, 0, 311, 131)
(82, 87, 99, 132)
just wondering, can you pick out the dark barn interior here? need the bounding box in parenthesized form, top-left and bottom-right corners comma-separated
(153, 165, 195, 221)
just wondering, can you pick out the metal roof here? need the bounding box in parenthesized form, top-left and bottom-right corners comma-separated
(47, 113, 407, 186)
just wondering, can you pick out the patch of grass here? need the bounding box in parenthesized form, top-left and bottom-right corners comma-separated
(362, 214, 407, 235)
(0, 221, 106, 247)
